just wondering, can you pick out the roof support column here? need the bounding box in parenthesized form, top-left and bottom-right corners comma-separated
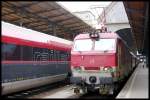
(53, 24, 57, 36)
(18, 11, 26, 27)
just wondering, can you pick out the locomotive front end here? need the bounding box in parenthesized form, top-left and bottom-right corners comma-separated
(71, 33, 118, 94)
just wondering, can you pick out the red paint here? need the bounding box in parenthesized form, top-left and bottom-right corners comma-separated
(71, 53, 117, 68)
(2, 35, 71, 51)
(71, 33, 118, 70)
(71, 51, 116, 55)
(71, 32, 135, 84)
(84, 67, 100, 70)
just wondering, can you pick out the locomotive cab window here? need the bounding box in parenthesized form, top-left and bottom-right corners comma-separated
(94, 39, 116, 51)
(73, 39, 93, 51)
(73, 38, 116, 51)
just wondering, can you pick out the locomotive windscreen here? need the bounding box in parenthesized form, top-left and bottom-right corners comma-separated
(73, 39, 116, 51)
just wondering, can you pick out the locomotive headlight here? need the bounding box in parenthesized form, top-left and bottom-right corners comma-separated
(104, 67, 108, 71)
(74, 66, 81, 72)
(103, 67, 113, 72)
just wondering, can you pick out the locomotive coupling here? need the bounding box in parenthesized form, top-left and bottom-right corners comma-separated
(89, 76, 97, 84)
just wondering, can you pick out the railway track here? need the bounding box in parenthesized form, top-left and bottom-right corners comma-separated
(3, 67, 136, 99)
(3, 74, 130, 99)
(79, 91, 115, 99)
(79, 68, 136, 99)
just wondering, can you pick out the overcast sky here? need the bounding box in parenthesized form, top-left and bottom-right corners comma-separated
(57, 2, 111, 19)
(57, 2, 111, 27)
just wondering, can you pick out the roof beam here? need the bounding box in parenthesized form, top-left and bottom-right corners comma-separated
(19, 2, 40, 8)
(126, 7, 144, 13)
(130, 22, 144, 29)
(31, 8, 61, 14)
(23, 20, 44, 26)
(28, 23, 48, 28)
(142, 2, 149, 53)
(60, 21, 79, 26)
(42, 28, 53, 32)
(71, 26, 87, 30)
(132, 28, 144, 36)
(35, 26, 49, 30)
(55, 17, 75, 23)
(65, 23, 83, 28)
(48, 13, 70, 19)
(4, 2, 77, 36)
(8, 16, 31, 22)
(2, 11, 15, 16)
(3, 19, 45, 33)
(126, 9, 145, 20)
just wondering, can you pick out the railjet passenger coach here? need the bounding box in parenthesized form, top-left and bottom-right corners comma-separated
(2, 21, 72, 95)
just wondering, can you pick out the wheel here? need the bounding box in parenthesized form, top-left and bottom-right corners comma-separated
(74, 88, 80, 94)
(99, 85, 109, 95)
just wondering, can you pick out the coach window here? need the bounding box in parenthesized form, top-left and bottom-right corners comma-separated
(60, 51, 67, 60)
(49, 50, 54, 60)
(2, 43, 6, 60)
(33, 47, 43, 61)
(53, 50, 56, 60)
(22, 45, 33, 61)
(56, 50, 59, 60)
(59, 51, 62, 60)
(53, 50, 55, 60)
(2, 43, 21, 60)
(64, 52, 67, 60)
(45, 49, 49, 60)
(67, 52, 70, 60)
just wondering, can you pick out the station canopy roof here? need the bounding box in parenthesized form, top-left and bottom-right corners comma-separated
(2, 1, 94, 40)
(123, 2, 149, 55)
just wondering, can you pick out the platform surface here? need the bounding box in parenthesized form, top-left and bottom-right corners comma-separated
(116, 63, 148, 98)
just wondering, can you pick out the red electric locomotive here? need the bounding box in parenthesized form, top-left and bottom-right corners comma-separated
(71, 31, 137, 94)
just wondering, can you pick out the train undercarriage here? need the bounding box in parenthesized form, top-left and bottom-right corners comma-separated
(72, 83, 117, 95)
(71, 76, 120, 95)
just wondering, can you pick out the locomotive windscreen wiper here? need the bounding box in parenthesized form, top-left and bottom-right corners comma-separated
(77, 50, 82, 54)
(103, 50, 108, 53)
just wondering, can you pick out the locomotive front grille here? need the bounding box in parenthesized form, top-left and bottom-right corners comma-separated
(84, 67, 100, 70)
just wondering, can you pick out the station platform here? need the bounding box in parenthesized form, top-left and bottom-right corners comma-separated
(116, 63, 148, 98)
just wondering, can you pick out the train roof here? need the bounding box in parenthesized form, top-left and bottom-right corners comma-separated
(2, 21, 73, 51)
(74, 33, 120, 40)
